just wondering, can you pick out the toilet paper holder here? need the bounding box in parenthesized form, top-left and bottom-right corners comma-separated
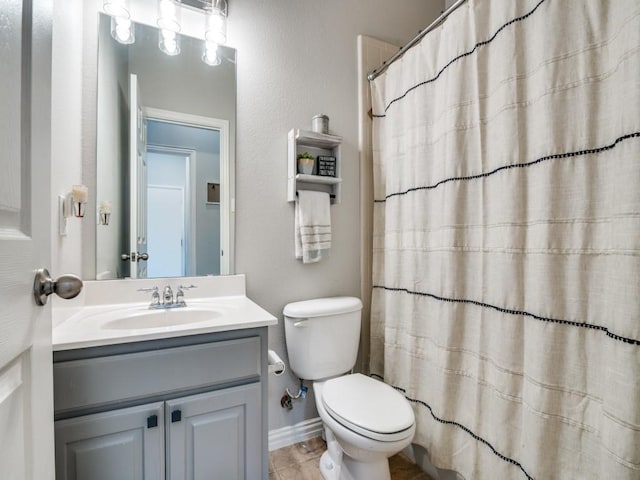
(268, 349, 286, 376)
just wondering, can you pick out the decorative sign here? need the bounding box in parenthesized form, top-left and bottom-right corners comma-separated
(317, 155, 336, 177)
(207, 182, 220, 203)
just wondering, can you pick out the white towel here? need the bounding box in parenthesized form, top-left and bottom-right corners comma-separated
(294, 191, 331, 263)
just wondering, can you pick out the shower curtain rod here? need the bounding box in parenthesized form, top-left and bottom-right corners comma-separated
(367, 0, 467, 81)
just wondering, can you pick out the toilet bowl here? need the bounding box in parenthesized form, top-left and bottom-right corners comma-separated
(314, 374, 415, 480)
(283, 297, 416, 480)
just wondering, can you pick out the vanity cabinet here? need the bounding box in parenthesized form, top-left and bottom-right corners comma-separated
(54, 402, 165, 480)
(53, 328, 268, 480)
(166, 385, 260, 479)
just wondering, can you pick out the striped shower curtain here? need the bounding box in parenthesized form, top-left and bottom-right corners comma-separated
(369, 0, 640, 478)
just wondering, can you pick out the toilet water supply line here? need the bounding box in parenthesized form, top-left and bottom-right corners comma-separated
(281, 367, 355, 409)
(286, 379, 308, 400)
(282, 379, 308, 410)
(267, 349, 308, 410)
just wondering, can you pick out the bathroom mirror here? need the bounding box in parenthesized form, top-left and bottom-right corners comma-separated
(95, 13, 236, 279)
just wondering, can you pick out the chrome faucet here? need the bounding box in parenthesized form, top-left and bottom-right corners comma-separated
(163, 285, 174, 305)
(138, 284, 196, 309)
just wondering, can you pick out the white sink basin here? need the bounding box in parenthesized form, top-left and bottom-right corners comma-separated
(53, 292, 278, 351)
(102, 308, 222, 330)
(72, 302, 232, 331)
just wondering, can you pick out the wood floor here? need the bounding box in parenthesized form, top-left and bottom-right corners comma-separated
(269, 436, 433, 480)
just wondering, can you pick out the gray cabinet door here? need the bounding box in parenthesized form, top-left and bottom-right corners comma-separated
(166, 383, 261, 480)
(55, 402, 165, 480)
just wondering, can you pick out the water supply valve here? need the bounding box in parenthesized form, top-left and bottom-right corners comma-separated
(280, 394, 293, 410)
(281, 379, 307, 410)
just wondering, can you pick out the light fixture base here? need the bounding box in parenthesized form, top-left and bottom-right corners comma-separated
(58, 194, 69, 236)
(181, 0, 227, 16)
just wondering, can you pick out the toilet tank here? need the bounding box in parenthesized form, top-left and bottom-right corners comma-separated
(284, 297, 362, 381)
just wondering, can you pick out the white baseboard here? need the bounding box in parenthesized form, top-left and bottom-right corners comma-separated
(268, 417, 324, 451)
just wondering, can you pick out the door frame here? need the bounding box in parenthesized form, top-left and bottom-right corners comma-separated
(143, 107, 231, 275)
(146, 146, 196, 276)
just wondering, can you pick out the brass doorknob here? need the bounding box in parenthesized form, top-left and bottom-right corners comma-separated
(33, 269, 83, 306)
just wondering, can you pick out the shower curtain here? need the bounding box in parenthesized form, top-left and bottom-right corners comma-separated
(369, 0, 640, 478)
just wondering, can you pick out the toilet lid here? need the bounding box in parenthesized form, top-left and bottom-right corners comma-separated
(322, 374, 415, 442)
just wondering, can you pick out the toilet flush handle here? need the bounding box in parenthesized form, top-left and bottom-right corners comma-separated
(293, 319, 308, 328)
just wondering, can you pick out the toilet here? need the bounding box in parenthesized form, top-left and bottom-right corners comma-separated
(284, 297, 416, 480)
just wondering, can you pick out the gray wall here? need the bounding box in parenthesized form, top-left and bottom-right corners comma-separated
(95, 18, 129, 279)
(229, 0, 445, 432)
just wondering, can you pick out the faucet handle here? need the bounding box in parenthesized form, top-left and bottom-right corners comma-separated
(138, 286, 160, 307)
(137, 286, 158, 293)
(175, 289, 185, 305)
(175, 284, 195, 306)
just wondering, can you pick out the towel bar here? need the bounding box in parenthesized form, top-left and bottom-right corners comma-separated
(296, 191, 336, 199)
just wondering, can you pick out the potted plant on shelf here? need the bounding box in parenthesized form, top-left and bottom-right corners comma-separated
(297, 152, 315, 175)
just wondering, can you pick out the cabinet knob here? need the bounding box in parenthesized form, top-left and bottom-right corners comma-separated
(147, 414, 158, 429)
(171, 409, 182, 423)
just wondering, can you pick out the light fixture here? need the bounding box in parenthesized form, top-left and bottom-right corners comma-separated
(202, 1, 226, 66)
(104, 0, 134, 44)
(104, 0, 232, 63)
(158, 0, 182, 56)
(71, 185, 89, 218)
(99, 201, 112, 226)
(58, 185, 89, 236)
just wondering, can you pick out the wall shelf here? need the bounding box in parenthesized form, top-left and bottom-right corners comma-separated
(295, 174, 342, 185)
(288, 129, 342, 204)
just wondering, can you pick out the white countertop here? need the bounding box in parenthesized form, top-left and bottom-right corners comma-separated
(52, 275, 277, 351)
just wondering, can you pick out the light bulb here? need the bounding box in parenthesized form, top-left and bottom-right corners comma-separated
(103, 0, 130, 18)
(204, 8, 226, 45)
(157, 0, 181, 33)
(159, 29, 180, 56)
(110, 15, 135, 44)
(202, 41, 221, 66)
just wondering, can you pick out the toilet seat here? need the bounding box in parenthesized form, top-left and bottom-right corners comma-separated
(321, 374, 415, 442)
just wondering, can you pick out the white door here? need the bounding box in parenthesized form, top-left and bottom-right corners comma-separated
(147, 185, 185, 278)
(129, 73, 148, 278)
(0, 1, 55, 479)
